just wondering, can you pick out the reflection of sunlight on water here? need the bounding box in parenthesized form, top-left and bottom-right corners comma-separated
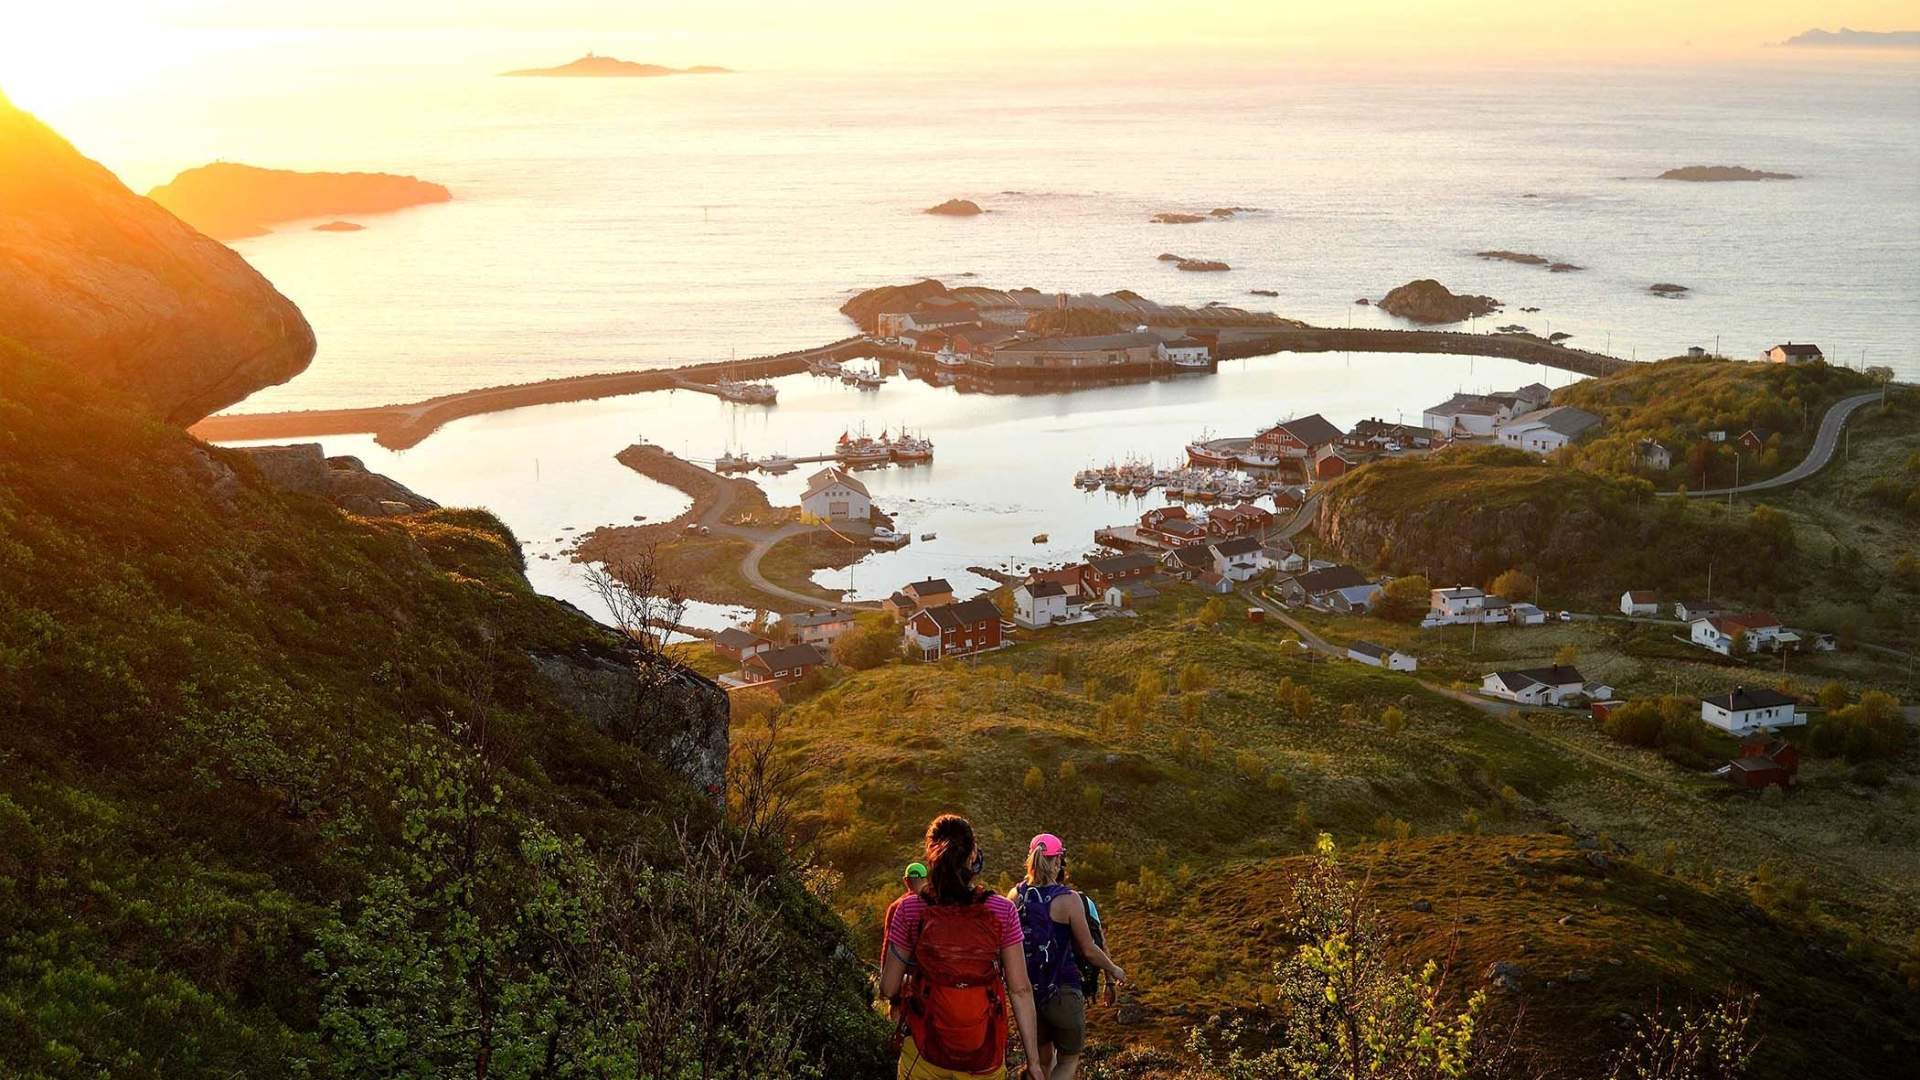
(229, 348, 1583, 613)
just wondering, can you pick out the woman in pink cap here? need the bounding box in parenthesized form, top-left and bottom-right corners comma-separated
(1009, 832, 1126, 1079)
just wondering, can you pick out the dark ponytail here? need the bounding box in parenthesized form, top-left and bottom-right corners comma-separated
(922, 813, 979, 905)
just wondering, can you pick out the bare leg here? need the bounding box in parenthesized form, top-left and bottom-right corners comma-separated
(1051, 1053, 1081, 1080)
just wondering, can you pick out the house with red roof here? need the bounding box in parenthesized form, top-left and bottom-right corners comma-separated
(903, 597, 1005, 661)
(1689, 611, 1787, 656)
(1252, 414, 1344, 459)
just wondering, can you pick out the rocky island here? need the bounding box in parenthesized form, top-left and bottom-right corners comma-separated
(147, 163, 451, 241)
(1477, 250, 1583, 272)
(1176, 258, 1230, 272)
(924, 198, 984, 216)
(1377, 278, 1501, 324)
(312, 220, 364, 232)
(502, 54, 733, 77)
(1656, 165, 1798, 182)
(1151, 212, 1207, 224)
(1648, 282, 1690, 298)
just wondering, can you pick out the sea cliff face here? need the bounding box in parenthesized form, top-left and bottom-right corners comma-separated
(0, 92, 316, 425)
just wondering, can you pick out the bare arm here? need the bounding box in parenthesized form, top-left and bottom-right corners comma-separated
(1001, 941, 1047, 1080)
(879, 943, 909, 1001)
(1062, 895, 1125, 984)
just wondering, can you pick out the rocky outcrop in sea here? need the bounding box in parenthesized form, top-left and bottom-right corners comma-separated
(1377, 279, 1501, 324)
(924, 198, 984, 216)
(148, 162, 451, 240)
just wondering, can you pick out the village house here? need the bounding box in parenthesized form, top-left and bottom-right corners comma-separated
(712, 626, 772, 662)
(947, 325, 1023, 361)
(1673, 599, 1720, 622)
(1207, 503, 1274, 537)
(1013, 581, 1070, 629)
(1313, 443, 1355, 480)
(1480, 664, 1588, 706)
(1422, 393, 1511, 436)
(1275, 551, 1306, 573)
(741, 643, 830, 686)
(1139, 506, 1210, 547)
(1636, 438, 1674, 471)
(799, 467, 872, 522)
(1326, 582, 1384, 613)
(1497, 406, 1603, 455)
(1278, 564, 1372, 607)
(1725, 737, 1801, 789)
(885, 591, 917, 620)
(1510, 601, 1548, 626)
(1083, 552, 1159, 594)
(978, 331, 1161, 373)
(1156, 337, 1211, 365)
(1700, 686, 1804, 735)
(1764, 342, 1823, 366)
(785, 608, 856, 648)
(1342, 418, 1446, 451)
(1689, 611, 1786, 656)
(1192, 570, 1233, 594)
(1619, 590, 1659, 616)
(1161, 545, 1215, 579)
(1737, 428, 1776, 455)
(1024, 564, 1090, 598)
(1427, 585, 1515, 625)
(903, 597, 1005, 661)
(1210, 535, 1267, 582)
(1105, 580, 1162, 609)
(1251, 414, 1345, 459)
(902, 577, 956, 609)
(1348, 641, 1417, 671)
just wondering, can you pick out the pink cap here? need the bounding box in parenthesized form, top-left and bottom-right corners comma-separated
(1029, 832, 1065, 857)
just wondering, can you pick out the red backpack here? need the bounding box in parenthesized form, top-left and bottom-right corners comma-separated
(904, 892, 1008, 1073)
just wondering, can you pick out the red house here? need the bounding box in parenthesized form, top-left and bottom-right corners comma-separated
(1728, 738, 1800, 789)
(903, 597, 1004, 661)
(1082, 552, 1158, 594)
(742, 643, 830, 685)
(1314, 444, 1354, 480)
(1253, 414, 1344, 459)
(1025, 564, 1090, 597)
(713, 627, 773, 662)
(1140, 506, 1210, 547)
(1208, 503, 1274, 537)
(1737, 428, 1776, 455)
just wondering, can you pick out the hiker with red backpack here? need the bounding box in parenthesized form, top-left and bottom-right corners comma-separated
(879, 814, 1048, 1080)
(1009, 833, 1126, 1080)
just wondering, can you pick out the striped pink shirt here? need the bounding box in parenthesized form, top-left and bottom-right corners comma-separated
(886, 893, 1023, 961)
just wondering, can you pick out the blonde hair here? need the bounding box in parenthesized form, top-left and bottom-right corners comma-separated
(1025, 847, 1064, 886)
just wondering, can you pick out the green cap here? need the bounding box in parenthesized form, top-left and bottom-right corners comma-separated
(904, 861, 928, 879)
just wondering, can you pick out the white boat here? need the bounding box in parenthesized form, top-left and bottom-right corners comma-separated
(935, 348, 968, 369)
(1186, 437, 1238, 467)
(890, 431, 935, 462)
(716, 379, 777, 404)
(757, 453, 796, 473)
(715, 451, 752, 473)
(853, 370, 885, 389)
(1170, 353, 1212, 370)
(920, 532, 937, 541)
(836, 427, 892, 465)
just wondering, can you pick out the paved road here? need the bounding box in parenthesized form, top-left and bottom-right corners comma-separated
(1275, 493, 1321, 540)
(1664, 391, 1882, 498)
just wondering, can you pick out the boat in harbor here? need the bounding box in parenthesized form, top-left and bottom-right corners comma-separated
(715, 378, 777, 404)
(835, 427, 892, 466)
(890, 431, 935, 462)
(852, 370, 885, 389)
(756, 452, 796, 473)
(715, 450, 753, 473)
(1186, 432, 1239, 467)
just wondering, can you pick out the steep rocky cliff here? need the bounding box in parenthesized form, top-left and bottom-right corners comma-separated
(0, 91, 316, 425)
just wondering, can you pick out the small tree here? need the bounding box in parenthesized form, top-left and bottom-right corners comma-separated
(1553, 644, 1579, 667)
(1489, 567, 1535, 603)
(1378, 574, 1432, 620)
(1817, 681, 1852, 712)
(1023, 765, 1046, 796)
(1058, 759, 1079, 785)
(1380, 706, 1407, 736)
(1606, 993, 1758, 1080)
(1178, 662, 1208, 692)
(1289, 686, 1316, 722)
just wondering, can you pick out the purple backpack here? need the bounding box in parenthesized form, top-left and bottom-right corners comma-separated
(1015, 882, 1081, 1000)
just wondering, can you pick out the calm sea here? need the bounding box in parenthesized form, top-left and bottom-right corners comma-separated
(42, 35, 1920, 617)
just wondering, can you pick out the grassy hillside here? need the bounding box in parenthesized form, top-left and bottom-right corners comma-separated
(0, 340, 887, 1078)
(1551, 356, 1876, 485)
(755, 591, 1919, 1076)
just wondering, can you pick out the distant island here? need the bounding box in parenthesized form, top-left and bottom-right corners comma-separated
(1657, 165, 1798, 182)
(148, 163, 451, 241)
(502, 54, 734, 78)
(1782, 28, 1920, 49)
(924, 198, 984, 216)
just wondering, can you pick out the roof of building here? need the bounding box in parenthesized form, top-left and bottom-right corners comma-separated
(1425, 393, 1505, 417)
(714, 627, 769, 650)
(1488, 664, 1586, 692)
(1516, 382, 1552, 399)
(1213, 536, 1263, 557)
(1155, 518, 1206, 537)
(1507, 405, 1603, 439)
(1703, 686, 1798, 712)
(1089, 552, 1159, 575)
(905, 578, 953, 596)
(1164, 336, 1211, 349)
(887, 590, 915, 608)
(1112, 580, 1161, 598)
(1729, 756, 1789, 773)
(1434, 585, 1485, 600)
(1167, 546, 1214, 569)
(1772, 342, 1822, 356)
(1330, 584, 1381, 605)
(747, 643, 827, 671)
(786, 608, 853, 628)
(1741, 427, 1775, 443)
(918, 596, 1002, 630)
(803, 467, 870, 499)
(1348, 641, 1389, 659)
(994, 331, 1160, 353)
(1625, 590, 1657, 603)
(1266, 413, 1344, 447)
(1026, 564, 1087, 587)
(1210, 502, 1271, 521)
(1705, 611, 1782, 634)
(1290, 565, 1371, 595)
(1020, 580, 1066, 598)
(907, 303, 978, 323)
(1481, 594, 1512, 610)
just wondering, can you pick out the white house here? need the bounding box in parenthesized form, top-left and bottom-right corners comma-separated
(1497, 406, 1603, 455)
(1510, 602, 1548, 626)
(785, 608, 856, 648)
(1764, 343, 1823, 366)
(799, 467, 871, 522)
(1276, 551, 1306, 573)
(1422, 393, 1510, 436)
(1689, 612, 1785, 656)
(1700, 686, 1804, 735)
(1348, 641, 1416, 671)
(1210, 536, 1266, 582)
(1619, 590, 1659, 617)
(1013, 581, 1070, 628)
(1673, 600, 1719, 622)
(1156, 338, 1211, 366)
(1481, 665, 1587, 706)
(1428, 585, 1486, 624)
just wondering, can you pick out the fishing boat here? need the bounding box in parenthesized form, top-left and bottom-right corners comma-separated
(890, 431, 935, 462)
(716, 379, 777, 404)
(852, 370, 885, 389)
(920, 532, 937, 541)
(1236, 447, 1283, 469)
(756, 452, 796, 473)
(835, 428, 892, 466)
(715, 450, 753, 473)
(1186, 432, 1238, 467)
(1031, 533, 1049, 544)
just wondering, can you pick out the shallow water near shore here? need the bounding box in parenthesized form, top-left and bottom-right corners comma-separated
(230, 349, 1578, 623)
